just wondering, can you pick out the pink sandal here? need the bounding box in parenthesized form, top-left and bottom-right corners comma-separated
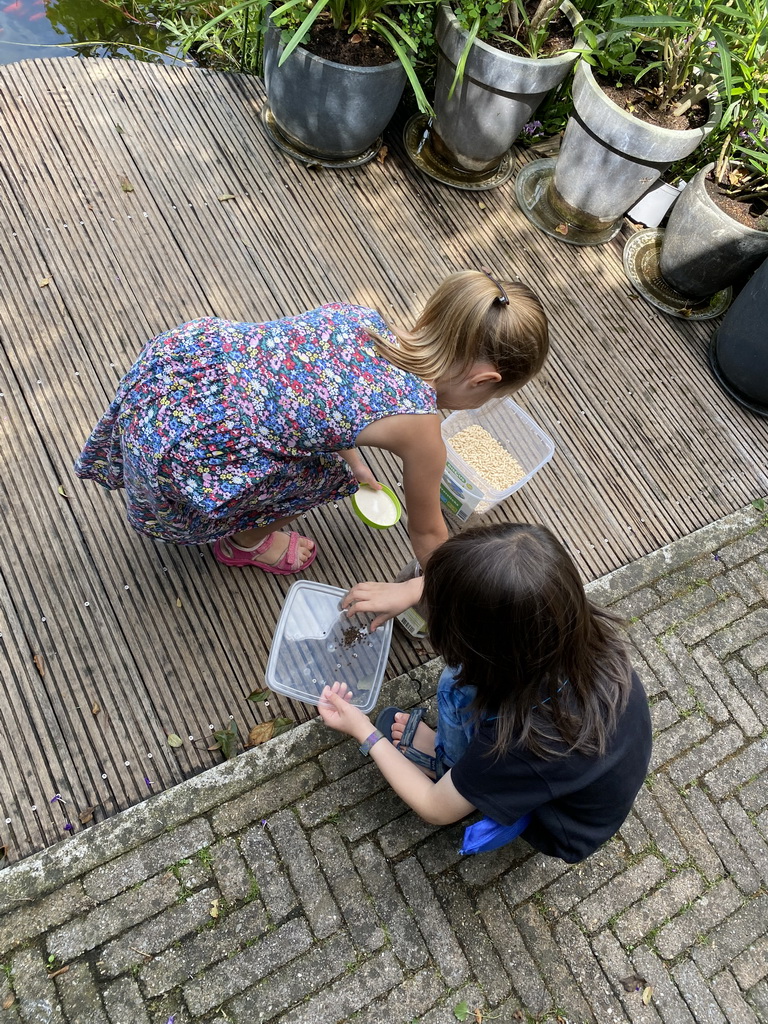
(213, 532, 317, 574)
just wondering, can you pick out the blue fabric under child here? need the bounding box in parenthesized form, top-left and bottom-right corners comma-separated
(434, 667, 532, 855)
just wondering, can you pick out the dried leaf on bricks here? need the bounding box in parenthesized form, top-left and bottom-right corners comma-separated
(642, 987, 653, 1005)
(210, 898, 220, 918)
(619, 974, 647, 993)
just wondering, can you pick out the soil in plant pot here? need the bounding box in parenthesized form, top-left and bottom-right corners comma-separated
(704, 175, 768, 230)
(477, 0, 575, 57)
(302, 19, 395, 65)
(596, 76, 710, 132)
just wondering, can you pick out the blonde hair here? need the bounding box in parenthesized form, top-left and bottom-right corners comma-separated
(372, 270, 549, 392)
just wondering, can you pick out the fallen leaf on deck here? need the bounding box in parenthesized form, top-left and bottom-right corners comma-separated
(247, 722, 274, 747)
(478, 201, 487, 210)
(213, 721, 238, 760)
(91, 702, 101, 715)
(119, 176, 134, 192)
(167, 733, 184, 748)
(33, 654, 44, 677)
(57, 485, 71, 498)
(217, 194, 237, 202)
(271, 717, 293, 737)
(176, 597, 182, 608)
(39, 278, 51, 288)
(246, 688, 271, 703)
(555, 223, 569, 235)
(376, 145, 388, 165)
(79, 807, 95, 824)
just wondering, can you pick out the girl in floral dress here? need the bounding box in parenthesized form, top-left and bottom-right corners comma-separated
(75, 271, 549, 574)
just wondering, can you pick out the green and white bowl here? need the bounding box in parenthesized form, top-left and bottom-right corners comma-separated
(350, 483, 402, 529)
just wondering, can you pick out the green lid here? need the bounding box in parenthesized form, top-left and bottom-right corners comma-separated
(350, 484, 402, 529)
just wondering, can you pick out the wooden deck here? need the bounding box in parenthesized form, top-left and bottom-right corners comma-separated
(1, 56, 766, 863)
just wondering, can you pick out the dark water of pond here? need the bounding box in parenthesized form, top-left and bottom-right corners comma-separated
(0, 0, 180, 64)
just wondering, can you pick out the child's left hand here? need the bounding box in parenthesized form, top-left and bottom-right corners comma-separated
(318, 682, 371, 741)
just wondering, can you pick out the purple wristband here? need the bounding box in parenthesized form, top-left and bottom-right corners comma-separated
(359, 729, 385, 756)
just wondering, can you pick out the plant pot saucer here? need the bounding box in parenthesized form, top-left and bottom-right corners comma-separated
(515, 158, 623, 246)
(623, 229, 732, 321)
(708, 335, 768, 418)
(403, 114, 515, 191)
(260, 104, 382, 169)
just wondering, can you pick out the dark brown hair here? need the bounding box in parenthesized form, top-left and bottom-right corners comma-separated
(422, 522, 633, 760)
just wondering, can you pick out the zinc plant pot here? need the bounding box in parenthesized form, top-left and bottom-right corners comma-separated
(709, 254, 768, 416)
(262, 18, 406, 162)
(549, 57, 720, 234)
(659, 163, 768, 300)
(431, 1, 583, 175)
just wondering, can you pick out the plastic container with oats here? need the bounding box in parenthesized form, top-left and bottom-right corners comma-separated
(440, 397, 554, 522)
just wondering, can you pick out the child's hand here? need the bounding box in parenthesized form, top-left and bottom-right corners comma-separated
(318, 682, 370, 740)
(343, 579, 423, 631)
(352, 464, 381, 491)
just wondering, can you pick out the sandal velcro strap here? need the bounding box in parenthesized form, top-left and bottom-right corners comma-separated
(374, 706, 436, 774)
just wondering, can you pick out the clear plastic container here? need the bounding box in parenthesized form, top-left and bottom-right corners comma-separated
(440, 397, 555, 522)
(265, 581, 393, 713)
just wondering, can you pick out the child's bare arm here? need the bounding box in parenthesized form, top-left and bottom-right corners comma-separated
(319, 685, 476, 826)
(356, 413, 448, 564)
(339, 448, 381, 490)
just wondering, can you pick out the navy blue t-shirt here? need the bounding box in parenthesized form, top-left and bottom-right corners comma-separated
(450, 671, 652, 863)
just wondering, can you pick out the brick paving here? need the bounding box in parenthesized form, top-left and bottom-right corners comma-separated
(1, 503, 767, 1024)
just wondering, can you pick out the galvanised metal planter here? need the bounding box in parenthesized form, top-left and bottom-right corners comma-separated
(660, 163, 768, 299)
(411, 2, 582, 189)
(709, 253, 768, 416)
(517, 55, 720, 244)
(262, 18, 406, 165)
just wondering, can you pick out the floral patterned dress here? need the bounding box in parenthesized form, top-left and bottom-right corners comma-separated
(75, 304, 437, 544)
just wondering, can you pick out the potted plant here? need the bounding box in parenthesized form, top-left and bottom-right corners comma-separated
(657, 4, 768, 299)
(189, 0, 434, 165)
(406, 0, 585, 189)
(517, 0, 723, 244)
(709, 254, 768, 416)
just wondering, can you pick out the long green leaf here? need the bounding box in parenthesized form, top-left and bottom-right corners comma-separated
(277, 0, 328, 65)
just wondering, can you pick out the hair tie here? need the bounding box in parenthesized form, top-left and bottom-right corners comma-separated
(480, 267, 510, 306)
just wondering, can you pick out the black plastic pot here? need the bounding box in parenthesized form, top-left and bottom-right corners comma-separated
(709, 254, 768, 416)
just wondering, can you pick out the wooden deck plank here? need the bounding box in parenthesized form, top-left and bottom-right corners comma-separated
(1, 56, 766, 862)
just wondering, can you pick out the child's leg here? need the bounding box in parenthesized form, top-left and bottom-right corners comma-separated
(433, 666, 478, 769)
